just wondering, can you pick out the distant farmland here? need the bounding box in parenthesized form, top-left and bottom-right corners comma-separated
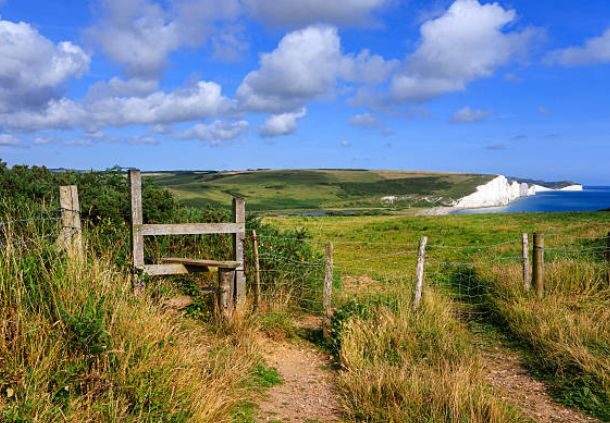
(148, 169, 493, 212)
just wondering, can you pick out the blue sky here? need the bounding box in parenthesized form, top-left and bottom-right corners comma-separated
(0, 0, 609, 184)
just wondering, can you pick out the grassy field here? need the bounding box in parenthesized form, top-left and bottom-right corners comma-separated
(149, 169, 493, 212)
(266, 211, 610, 421)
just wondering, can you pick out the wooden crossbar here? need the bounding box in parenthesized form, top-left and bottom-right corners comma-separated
(141, 223, 244, 236)
(161, 258, 241, 269)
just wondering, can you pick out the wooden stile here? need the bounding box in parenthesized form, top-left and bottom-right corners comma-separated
(533, 233, 544, 299)
(128, 169, 144, 272)
(412, 236, 428, 310)
(322, 242, 334, 340)
(522, 233, 531, 291)
(233, 198, 246, 308)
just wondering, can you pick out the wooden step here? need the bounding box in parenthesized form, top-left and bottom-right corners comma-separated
(161, 258, 241, 269)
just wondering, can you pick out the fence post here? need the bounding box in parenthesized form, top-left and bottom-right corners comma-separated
(128, 169, 145, 293)
(252, 230, 261, 310)
(533, 233, 544, 299)
(522, 233, 531, 291)
(219, 270, 235, 320)
(412, 236, 428, 310)
(322, 242, 334, 340)
(233, 198, 246, 310)
(59, 185, 82, 259)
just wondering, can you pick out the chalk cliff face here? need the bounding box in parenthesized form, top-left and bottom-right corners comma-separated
(454, 176, 584, 209)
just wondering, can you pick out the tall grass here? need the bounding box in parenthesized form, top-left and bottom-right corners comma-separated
(0, 221, 262, 421)
(483, 259, 610, 420)
(333, 287, 524, 422)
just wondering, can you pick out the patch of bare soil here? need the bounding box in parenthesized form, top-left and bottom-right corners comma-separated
(481, 345, 600, 423)
(256, 323, 341, 422)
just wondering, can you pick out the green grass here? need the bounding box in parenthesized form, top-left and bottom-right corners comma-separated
(149, 169, 494, 212)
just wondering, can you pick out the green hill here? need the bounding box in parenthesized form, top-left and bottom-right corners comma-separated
(148, 169, 493, 212)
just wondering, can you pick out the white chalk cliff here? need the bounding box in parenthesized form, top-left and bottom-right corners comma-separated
(454, 176, 583, 209)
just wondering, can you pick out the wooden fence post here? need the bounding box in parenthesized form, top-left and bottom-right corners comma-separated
(219, 270, 235, 320)
(533, 233, 544, 299)
(128, 169, 145, 292)
(522, 233, 531, 291)
(252, 230, 261, 310)
(233, 198, 246, 309)
(412, 236, 428, 310)
(322, 242, 333, 340)
(59, 185, 82, 259)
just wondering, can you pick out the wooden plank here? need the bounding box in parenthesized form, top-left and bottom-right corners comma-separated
(161, 257, 241, 269)
(233, 198, 246, 308)
(128, 169, 144, 271)
(522, 233, 531, 291)
(533, 233, 544, 299)
(144, 263, 189, 276)
(412, 236, 428, 310)
(141, 222, 243, 236)
(322, 242, 334, 340)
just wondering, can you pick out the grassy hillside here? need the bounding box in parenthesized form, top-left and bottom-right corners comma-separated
(149, 169, 494, 212)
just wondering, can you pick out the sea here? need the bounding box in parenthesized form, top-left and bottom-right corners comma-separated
(452, 186, 610, 215)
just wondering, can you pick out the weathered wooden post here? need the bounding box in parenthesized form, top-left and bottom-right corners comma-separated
(412, 236, 428, 310)
(252, 230, 262, 310)
(533, 233, 544, 299)
(233, 198, 246, 309)
(219, 270, 235, 319)
(128, 169, 145, 292)
(59, 185, 83, 259)
(322, 242, 333, 340)
(522, 233, 531, 291)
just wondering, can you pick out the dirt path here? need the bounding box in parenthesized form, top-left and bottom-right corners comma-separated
(480, 344, 600, 423)
(256, 321, 341, 422)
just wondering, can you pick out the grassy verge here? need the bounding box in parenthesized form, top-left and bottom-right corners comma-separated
(0, 227, 263, 421)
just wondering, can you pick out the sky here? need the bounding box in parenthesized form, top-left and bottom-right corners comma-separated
(0, 0, 609, 184)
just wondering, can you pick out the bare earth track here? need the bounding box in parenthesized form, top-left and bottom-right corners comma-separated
(256, 331, 341, 422)
(481, 345, 600, 423)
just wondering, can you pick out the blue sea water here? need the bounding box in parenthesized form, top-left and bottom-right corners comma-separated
(453, 187, 610, 215)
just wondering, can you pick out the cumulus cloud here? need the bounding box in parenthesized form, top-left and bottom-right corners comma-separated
(451, 106, 490, 123)
(243, 0, 389, 27)
(0, 18, 89, 113)
(0, 134, 21, 146)
(87, 0, 240, 79)
(0, 80, 234, 131)
(259, 108, 307, 137)
(181, 120, 249, 143)
(546, 28, 610, 66)
(389, 0, 537, 103)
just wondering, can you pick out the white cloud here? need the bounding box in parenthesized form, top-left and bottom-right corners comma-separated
(0, 18, 89, 113)
(243, 0, 389, 27)
(1, 81, 233, 131)
(350, 112, 380, 127)
(451, 106, 490, 123)
(259, 108, 307, 137)
(0, 134, 20, 146)
(87, 0, 240, 78)
(389, 0, 537, 103)
(182, 120, 249, 143)
(340, 139, 351, 147)
(238, 26, 343, 113)
(545, 27, 610, 66)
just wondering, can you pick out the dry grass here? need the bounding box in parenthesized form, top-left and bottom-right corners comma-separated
(483, 259, 610, 419)
(336, 287, 524, 422)
(0, 226, 262, 422)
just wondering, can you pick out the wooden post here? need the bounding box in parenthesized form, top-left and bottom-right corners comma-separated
(606, 232, 610, 284)
(322, 242, 333, 340)
(522, 233, 531, 291)
(59, 185, 82, 258)
(233, 198, 246, 309)
(533, 233, 544, 299)
(128, 169, 145, 291)
(219, 270, 235, 320)
(252, 230, 261, 310)
(412, 236, 428, 310)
